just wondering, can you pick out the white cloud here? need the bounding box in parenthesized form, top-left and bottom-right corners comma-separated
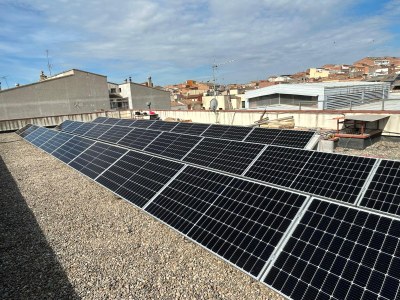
(1, 0, 399, 85)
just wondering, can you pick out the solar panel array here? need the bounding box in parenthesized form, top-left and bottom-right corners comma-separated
(85, 117, 316, 148)
(17, 123, 400, 299)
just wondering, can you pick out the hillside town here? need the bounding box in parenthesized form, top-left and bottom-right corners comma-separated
(165, 56, 400, 110)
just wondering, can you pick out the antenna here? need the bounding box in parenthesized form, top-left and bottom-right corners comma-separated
(46, 49, 52, 76)
(0, 76, 9, 88)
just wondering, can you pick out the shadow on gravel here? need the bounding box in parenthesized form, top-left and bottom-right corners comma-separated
(0, 155, 78, 299)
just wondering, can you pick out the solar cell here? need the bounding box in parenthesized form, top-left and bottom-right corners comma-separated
(117, 128, 161, 150)
(360, 160, 400, 216)
(84, 124, 112, 139)
(130, 119, 155, 128)
(183, 138, 264, 175)
(102, 118, 121, 125)
(220, 126, 253, 141)
(57, 120, 76, 132)
(69, 142, 127, 179)
(144, 132, 202, 160)
(201, 124, 231, 138)
(92, 117, 108, 123)
(40, 132, 73, 154)
(171, 122, 210, 135)
(70, 122, 97, 136)
(30, 129, 58, 147)
(244, 146, 313, 187)
(273, 130, 315, 148)
(52, 135, 95, 164)
(146, 166, 307, 277)
(98, 126, 133, 144)
(16, 124, 34, 136)
(24, 126, 48, 143)
(264, 198, 400, 300)
(60, 121, 85, 133)
(115, 119, 136, 127)
(96, 151, 184, 207)
(290, 152, 376, 203)
(244, 128, 282, 144)
(148, 121, 179, 131)
(18, 124, 39, 138)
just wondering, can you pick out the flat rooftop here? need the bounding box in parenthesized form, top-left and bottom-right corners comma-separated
(0, 132, 283, 299)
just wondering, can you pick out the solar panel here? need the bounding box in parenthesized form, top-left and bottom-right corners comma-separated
(219, 126, 253, 141)
(360, 160, 400, 216)
(92, 117, 108, 123)
(130, 119, 155, 128)
(30, 129, 58, 147)
(201, 124, 231, 139)
(98, 126, 133, 144)
(60, 121, 85, 133)
(244, 128, 282, 144)
(17, 124, 39, 138)
(84, 124, 112, 139)
(171, 122, 210, 135)
(144, 132, 202, 160)
(116, 119, 136, 127)
(70, 122, 97, 136)
(69, 142, 127, 179)
(24, 126, 48, 143)
(146, 166, 307, 277)
(273, 130, 315, 148)
(52, 135, 95, 164)
(244, 146, 313, 187)
(102, 118, 121, 125)
(117, 128, 161, 150)
(148, 121, 179, 131)
(40, 132, 73, 154)
(290, 152, 376, 203)
(200, 124, 254, 141)
(183, 138, 265, 175)
(57, 120, 76, 132)
(264, 198, 400, 300)
(96, 151, 184, 207)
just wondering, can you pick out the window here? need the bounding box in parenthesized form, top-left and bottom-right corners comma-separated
(110, 88, 116, 93)
(241, 101, 246, 108)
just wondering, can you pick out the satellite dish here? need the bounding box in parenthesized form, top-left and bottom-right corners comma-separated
(210, 98, 218, 112)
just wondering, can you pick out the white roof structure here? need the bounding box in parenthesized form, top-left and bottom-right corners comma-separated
(245, 81, 387, 99)
(244, 81, 390, 110)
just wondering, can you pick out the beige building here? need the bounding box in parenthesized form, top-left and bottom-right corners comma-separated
(0, 69, 109, 120)
(202, 95, 242, 110)
(308, 68, 330, 79)
(108, 78, 171, 110)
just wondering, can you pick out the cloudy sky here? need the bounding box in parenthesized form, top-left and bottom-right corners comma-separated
(1, 0, 399, 87)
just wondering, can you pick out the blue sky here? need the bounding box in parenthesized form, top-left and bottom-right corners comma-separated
(0, 0, 399, 88)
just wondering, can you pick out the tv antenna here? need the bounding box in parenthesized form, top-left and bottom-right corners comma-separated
(146, 101, 152, 110)
(211, 58, 235, 94)
(46, 49, 52, 76)
(0, 76, 9, 88)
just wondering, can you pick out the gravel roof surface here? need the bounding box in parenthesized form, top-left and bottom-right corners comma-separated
(334, 139, 400, 160)
(0, 132, 284, 300)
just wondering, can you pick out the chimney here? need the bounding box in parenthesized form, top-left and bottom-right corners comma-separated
(129, 76, 132, 82)
(124, 78, 128, 83)
(148, 76, 153, 87)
